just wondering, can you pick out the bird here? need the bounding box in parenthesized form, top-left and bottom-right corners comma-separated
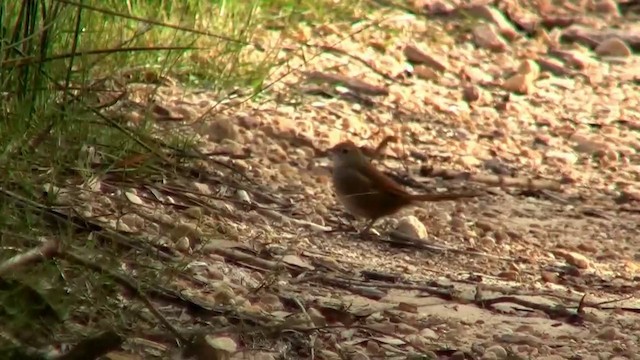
(328, 140, 480, 234)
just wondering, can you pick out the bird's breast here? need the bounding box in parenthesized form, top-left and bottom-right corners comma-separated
(332, 168, 410, 219)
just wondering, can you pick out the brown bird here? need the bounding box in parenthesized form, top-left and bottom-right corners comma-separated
(328, 140, 480, 234)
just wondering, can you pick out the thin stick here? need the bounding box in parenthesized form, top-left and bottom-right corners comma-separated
(0, 239, 59, 276)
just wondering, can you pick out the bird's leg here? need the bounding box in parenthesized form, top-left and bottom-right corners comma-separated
(358, 218, 378, 238)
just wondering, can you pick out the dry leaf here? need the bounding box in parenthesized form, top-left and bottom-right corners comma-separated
(372, 336, 406, 346)
(281, 254, 315, 270)
(205, 336, 237, 353)
(124, 191, 143, 205)
(113, 153, 151, 168)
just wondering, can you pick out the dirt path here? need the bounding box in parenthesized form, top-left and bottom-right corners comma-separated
(87, 1, 640, 359)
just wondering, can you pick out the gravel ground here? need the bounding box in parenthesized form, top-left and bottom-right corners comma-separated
(86, 1, 640, 359)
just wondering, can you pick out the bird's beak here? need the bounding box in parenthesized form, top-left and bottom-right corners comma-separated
(326, 144, 339, 158)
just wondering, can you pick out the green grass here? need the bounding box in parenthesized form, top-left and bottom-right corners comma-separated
(0, 0, 371, 356)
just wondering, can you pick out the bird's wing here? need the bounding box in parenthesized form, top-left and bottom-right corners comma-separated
(358, 164, 411, 199)
(333, 167, 378, 197)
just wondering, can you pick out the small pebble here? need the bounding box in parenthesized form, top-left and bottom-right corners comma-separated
(484, 345, 507, 359)
(396, 216, 428, 239)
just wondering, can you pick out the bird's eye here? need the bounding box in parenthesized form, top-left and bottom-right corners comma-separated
(341, 148, 349, 154)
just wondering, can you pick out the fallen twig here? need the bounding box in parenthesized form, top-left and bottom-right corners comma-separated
(211, 247, 281, 271)
(293, 274, 453, 300)
(311, 44, 399, 82)
(419, 166, 563, 191)
(0, 238, 59, 276)
(293, 273, 640, 325)
(387, 230, 518, 262)
(304, 71, 389, 96)
(258, 208, 332, 232)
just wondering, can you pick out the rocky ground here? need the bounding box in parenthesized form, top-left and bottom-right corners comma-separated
(42, 0, 640, 359)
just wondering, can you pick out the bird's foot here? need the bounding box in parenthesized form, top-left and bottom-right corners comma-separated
(357, 227, 381, 240)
